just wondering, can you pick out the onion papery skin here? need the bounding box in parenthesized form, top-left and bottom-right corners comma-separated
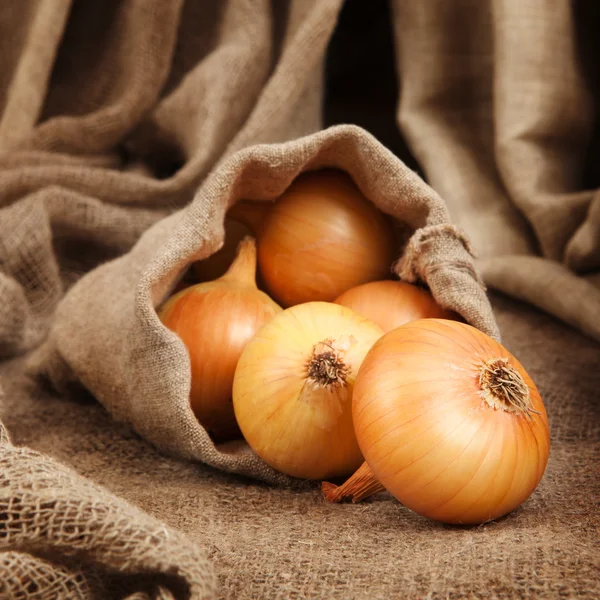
(335, 280, 459, 333)
(257, 170, 396, 307)
(353, 319, 550, 525)
(233, 302, 384, 480)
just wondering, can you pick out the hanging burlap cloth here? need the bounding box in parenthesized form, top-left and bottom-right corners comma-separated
(1, 1, 598, 598)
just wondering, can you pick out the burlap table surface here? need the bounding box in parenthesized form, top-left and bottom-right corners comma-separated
(2, 293, 599, 599)
(2, 0, 600, 598)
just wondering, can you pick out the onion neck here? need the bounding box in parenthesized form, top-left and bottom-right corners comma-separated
(322, 461, 385, 503)
(479, 358, 538, 417)
(219, 236, 257, 287)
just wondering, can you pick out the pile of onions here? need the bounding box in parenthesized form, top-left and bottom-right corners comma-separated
(232, 302, 383, 479)
(255, 170, 396, 307)
(156, 167, 550, 525)
(323, 319, 550, 525)
(159, 237, 281, 442)
(335, 280, 458, 332)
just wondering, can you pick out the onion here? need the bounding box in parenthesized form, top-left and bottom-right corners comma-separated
(193, 218, 252, 282)
(257, 170, 396, 307)
(159, 238, 281, 442)
(232, 302, 384, 479)
(323, 319, 550, 525)
(335, 280, 459, 332)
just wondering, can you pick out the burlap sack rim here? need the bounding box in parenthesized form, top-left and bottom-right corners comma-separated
(148, 124, 493, 309)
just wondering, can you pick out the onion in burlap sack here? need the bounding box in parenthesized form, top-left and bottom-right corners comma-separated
(26, 125, 499, 485)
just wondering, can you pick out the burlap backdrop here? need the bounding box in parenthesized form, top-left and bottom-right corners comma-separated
(1, 1, 598, 599)
(391, 0, 600, 340)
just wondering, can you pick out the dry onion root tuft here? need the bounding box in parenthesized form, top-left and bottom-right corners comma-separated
(478, 357, 540, 416)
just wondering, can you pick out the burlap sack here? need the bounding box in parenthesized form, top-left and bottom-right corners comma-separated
(26, 125, 499, 485)
(0, 0, 344, 361)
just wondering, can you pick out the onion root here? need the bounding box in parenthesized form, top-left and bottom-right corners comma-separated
(479, 358, 540, 417)
(307, 339, 349, 388)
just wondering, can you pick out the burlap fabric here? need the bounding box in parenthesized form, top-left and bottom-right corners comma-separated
(391, 0, 600, 341)
(1, 1, 599, 598)
(0, 417, 216, 599)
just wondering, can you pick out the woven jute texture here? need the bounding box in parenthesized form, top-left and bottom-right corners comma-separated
(0, 424, 216, 599)
(390, 0, 600, 341)
(1, 0, 600, 598)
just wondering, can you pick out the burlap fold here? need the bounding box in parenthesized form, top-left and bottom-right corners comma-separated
(0, 420, 216, 599)
(390, 0, 600, 342)
(1, 3, 347, 596)
(0, 0, 343, 363)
